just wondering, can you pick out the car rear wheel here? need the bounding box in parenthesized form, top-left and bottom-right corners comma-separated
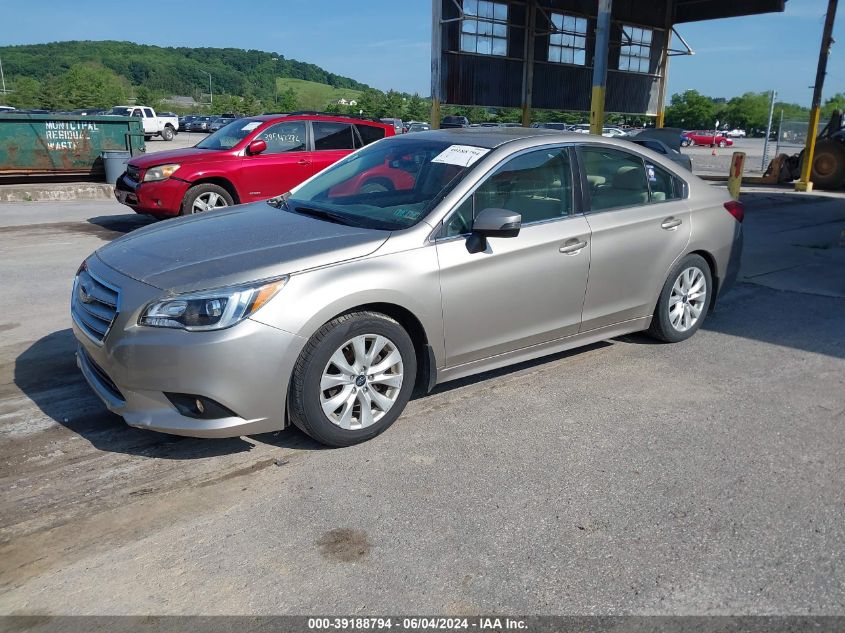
(161, 126, 175, 141)
(181, 183, 234, 215)
(718, 140, 727, 148)
(647, 254, 712, 343)
(289, 312, 416, 447)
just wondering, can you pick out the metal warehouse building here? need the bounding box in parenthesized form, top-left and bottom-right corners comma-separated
(430, 0, 787, 127)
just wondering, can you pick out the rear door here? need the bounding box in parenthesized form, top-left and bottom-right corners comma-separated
(577, 145, 691, 331)
(309, 121, 358, 176)
(238, 120, 311, 201)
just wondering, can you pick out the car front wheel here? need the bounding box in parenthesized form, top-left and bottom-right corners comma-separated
(181, 183, 234, 215)
(289, 312, 417, 447)
(647, 254, 712, 343)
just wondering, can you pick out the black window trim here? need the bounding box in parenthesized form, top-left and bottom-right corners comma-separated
(434, 143, 583, 242)
(309, 120, 357, 152)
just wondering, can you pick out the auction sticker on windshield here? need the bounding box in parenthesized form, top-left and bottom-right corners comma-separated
(242, 121, 261, 131)
(431, 145, 490, 167)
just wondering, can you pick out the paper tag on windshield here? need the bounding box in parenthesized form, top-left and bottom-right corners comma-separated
(431, 145, 489, 167)
(242, 121, 261, 131)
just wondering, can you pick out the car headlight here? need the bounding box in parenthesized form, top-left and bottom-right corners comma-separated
(143, 163, 181, 182)
(139, 277, 287, 331)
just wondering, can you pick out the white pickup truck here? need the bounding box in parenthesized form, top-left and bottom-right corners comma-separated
(106, 106, 178, 141)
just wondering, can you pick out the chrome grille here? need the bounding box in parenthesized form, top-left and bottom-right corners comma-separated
(72, 268, 120, 344)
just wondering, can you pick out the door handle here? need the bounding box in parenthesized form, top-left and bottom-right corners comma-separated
(559, 239, 588, 254)
(661, 217, 682, 230)
(297, 159, 311, 166)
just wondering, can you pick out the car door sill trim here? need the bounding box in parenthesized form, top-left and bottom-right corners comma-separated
(436, 316, 651, 385)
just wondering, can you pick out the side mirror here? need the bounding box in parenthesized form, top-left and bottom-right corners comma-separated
(247, 139, 267, 156)
(466, 207, 521, 254)
(472, 207, 521, 238)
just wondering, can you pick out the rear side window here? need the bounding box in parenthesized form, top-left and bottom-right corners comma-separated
(313, 122, 356, 151)
(645, 162, 681, 202)
(356, 123, 387, 146)
(581, 146, 649, 212)
(143, 108, 154, 117)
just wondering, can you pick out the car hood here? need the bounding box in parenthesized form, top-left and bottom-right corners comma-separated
(95, 201, 390, 292)
(128, 147, 229, 168)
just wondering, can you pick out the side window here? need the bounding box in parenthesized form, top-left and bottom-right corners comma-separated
(440, 147, 573, 237)
(131, 109, 142, 117)
(356, 124, 386, 146)
(143, 108, 154, 117)
(645, 162, 681, 202)
(256, 121, 307, 154)
(581, 146, 649, 212)
(313, 122, 355, 151)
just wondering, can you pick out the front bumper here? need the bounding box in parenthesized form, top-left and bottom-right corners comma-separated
(72, 256, 306, 438)
(114, 173, 189, 216)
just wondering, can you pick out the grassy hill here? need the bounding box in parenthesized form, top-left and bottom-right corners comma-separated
(276, 78, 363, 111)
(0, 40, 369, 108)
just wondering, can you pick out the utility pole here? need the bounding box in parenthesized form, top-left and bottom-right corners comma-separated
(796, 0, 838, 191)
(206, 72, 213, 105)
(0, 55, 7, 94)
(761, 89, 777, 171)
(589, 0, 612, 135)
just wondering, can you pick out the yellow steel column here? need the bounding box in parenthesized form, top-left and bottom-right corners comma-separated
(796, 0, 837, 192)
(589, 0, 612, 135)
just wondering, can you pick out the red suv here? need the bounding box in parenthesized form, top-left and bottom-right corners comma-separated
(115, 113, 395, 218)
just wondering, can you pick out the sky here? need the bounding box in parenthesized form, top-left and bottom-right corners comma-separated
(1, 0, 842, 107)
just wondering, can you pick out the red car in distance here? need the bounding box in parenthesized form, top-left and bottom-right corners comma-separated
(683, 131, 735, 148)
(115, 113, 395, 218)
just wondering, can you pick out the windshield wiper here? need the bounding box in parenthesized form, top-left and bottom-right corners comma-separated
(291, 205, 362, 227)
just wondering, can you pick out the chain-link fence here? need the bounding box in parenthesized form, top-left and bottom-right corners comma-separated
(776, 119, 809, 155)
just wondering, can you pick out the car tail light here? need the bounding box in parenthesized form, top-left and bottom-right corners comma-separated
(724, 200, 744, 223)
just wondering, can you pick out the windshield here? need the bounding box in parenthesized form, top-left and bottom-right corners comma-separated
(196, 118, 262, 150)
(287, 137, 487, 230)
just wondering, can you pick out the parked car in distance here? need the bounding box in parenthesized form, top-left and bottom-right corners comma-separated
(725, 129, 746, 138)
(440, 115, 470, 128)
(602, 127, 629, 138)
(680, 133, 693, 147)
(533, 122, 571, 131)
(178, 115, 198, 131)
(0, 105, 16, 112)
(380, 118, 405, 135)
(210, 116, 238, 132)
(82, 128, 743, 447)
(114, 113, 395, 218)
(684, 131, 734, 148)
(407, 123, 431, 133)
(106, 106, 178, 141)
(188, 116, 214, 133)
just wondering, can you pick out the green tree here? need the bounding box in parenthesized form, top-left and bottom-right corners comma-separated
(57, 64, 127, 109)
(722, 92, 771, 131)
(405, 93, 429, 121)
(6, 77, 41, 108)
(382, 90, 406, 119)
(822, 93, 845, 118)
(664, 90, 718, 129)
(274, 87, 298, 112)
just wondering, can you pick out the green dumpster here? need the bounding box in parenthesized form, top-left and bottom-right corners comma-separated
(0, 113, 145, 182)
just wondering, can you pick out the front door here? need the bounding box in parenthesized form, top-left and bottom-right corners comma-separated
(239, 120, 312, 202)
(435, 147, 592, 367)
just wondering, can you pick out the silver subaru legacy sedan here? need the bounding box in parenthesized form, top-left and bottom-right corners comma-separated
(72, 128, 743, 447)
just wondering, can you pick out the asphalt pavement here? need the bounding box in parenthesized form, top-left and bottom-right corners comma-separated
(0, 189, 843, 615)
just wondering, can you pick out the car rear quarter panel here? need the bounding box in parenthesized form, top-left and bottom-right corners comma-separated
(685, 179, 741, 294)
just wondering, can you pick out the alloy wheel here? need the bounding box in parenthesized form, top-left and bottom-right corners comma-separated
(319, 334, 404, 430)
(669, 266, 707, 332)
(191, 191, 229, 213)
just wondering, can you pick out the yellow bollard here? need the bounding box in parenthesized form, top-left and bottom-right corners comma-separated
(727, 151, 747, 200)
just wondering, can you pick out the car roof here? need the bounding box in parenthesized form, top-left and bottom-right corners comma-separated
(398, 126, 578, 148)
(244, 113, 392, 128)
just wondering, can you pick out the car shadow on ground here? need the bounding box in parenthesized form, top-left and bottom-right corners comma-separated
(87, 213, 156, 236)
(13, 328, 324, 458)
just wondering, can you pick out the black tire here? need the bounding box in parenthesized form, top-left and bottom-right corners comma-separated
(647, 254, 713, 343)
(807, 139, 845, 189)
(289, 311, 417, 447)
(161, 126, 175, 141)
(718, 140, 727, 148)
(180, 183, 234, 215)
